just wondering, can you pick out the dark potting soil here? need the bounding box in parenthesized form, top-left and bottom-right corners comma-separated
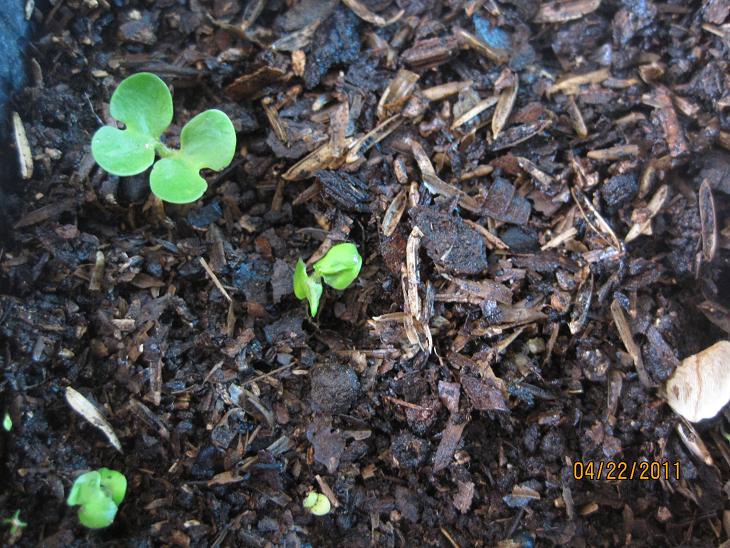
(2, 1, 730, 546)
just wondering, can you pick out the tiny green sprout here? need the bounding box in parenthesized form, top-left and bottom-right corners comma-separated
(293, 243, 362, 317)
(2, 510, 27, 537)
(303, 491, 331, 516)
(91, 72, 236, 204)
(67, 468, 127, 529)
(3, 412, 11, 432)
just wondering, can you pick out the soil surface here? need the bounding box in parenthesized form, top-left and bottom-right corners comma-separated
(2, 0, 730, 546)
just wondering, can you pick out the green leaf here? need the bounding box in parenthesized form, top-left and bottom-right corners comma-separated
(3, 412, 11, 432)
(77, 490, 118, 529)
(293, 259, 323, 317)
(67, 471, 101, 507)
(314, 243, 362, 290)
(91, 126, 156, 176)
(91, 73, 172, 176)
(147, 110, 236, 204)
(98, 469, 127, 506)
(109, 72, 172, 139)
(149, 157, 208, 204)
(68, 469, 125, 529)
(180, 109, 236, 171)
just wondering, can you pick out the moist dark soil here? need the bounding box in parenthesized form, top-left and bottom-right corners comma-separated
(2, 0, 730, 546)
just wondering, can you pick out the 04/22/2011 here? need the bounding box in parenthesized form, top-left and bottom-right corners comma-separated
(572, 460, 680, 481)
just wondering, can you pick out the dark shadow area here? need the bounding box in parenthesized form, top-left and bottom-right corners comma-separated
(0, 0, 30, 244)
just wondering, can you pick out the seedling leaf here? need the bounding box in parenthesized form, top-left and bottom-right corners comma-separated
(293, 259, 323, 317)
(180, 109, 237, 170)
(77, 490, 119, 529)
(109, 72, 172, 139)
(303, 492, 331, 516)
(99, 468, 127, 506)
(150, 157, 208, 204)
(90, 73, 237, 204)
(67, 468, 126, 529)
(314, 243, 362, 290)
(91, 126, 156, 176)
(67, 471, 101, 507)
(92, 73, 172, 176)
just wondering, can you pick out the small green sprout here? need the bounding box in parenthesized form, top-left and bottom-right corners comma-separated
(3, 412, 11, 432)
(2, 510, 27, 537)
(67, 468, 127, 529)
(303, 491, 331, 516)
(91, 72, 236, 204)
(293, 243, 362, 317)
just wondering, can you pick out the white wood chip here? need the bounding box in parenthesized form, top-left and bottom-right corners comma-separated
(65, 386, 122, 452)
(12, 112, 33, 179)
(664, 341, 730, 422)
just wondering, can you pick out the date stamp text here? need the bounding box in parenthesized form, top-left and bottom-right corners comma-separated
(572, 460, 680, 481)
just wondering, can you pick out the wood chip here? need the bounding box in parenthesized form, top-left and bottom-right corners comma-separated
(698, 179, 717, 263)
(422, 81, 473, 102)
(329, 100, 349, 158)
(402, 226, 431, 352)
(697, 301, 730, 336)
(676, 421, 714, 465)
(433, 418, 467, 472)
(89, 250, 105, 292)
(651, 85, 688, 158)
(517, 157, 554, 189)
(453, 480, 475, 513)
(342, 0, 404, 27)
(534, 0, 602, 23)
(224, 66, 288, 100)
(454, 27, 508, 64)
(377, 69, 420, 120)
(382, 188, 407, 237)
(439, 275, 513, 305)
(402, 36, 459, 69)
(409, 139, 481, 213)
(65, 387, 122, 452)
(129, 398, 170, 440)
(492, 70, 518, 140)
(200, 257, 232, 302)
(451, 95, 498, 131)
(315, 474, 341, 507)
(625, 184, 669, 242)
(346, 114, 402, 163)
(283, 140, 348, 181)
(586, 144, 639, 161)
(463, 220, 509, 250)
(548, 68, 610, 96)
(566, 96, 588, 138)
(292, 50, 306, 77)
(12, 112, 33, 179)
(610, 299, 652, 388)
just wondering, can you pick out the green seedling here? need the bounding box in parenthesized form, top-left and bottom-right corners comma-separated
(303, 492, 331, 516)
(2, 510, 27, 538)
(91, 72, 236, 204)
(67, 468, 127, 529)
(293, 243, 362, 316)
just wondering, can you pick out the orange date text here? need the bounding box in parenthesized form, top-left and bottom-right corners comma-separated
(572, 460, 680, 481)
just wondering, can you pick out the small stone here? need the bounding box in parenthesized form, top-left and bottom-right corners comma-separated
(499, 226, 539, 252)
(309, 362, 360, 414)
(118, 10, 159, 45)
(390, 432, 430, 468)
(602, 173, 638, 209)
(412, 207, 488, 275)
